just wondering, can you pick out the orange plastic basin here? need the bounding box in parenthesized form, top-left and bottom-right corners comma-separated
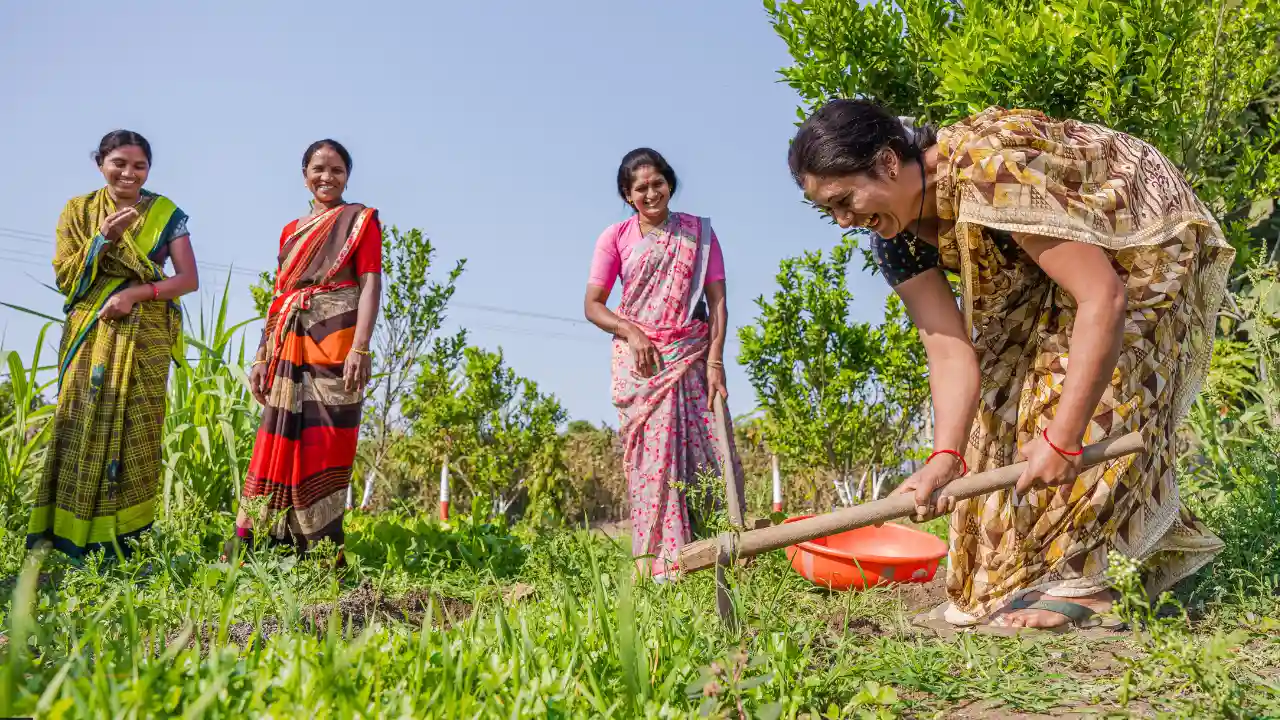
(784, 515, 948, 591)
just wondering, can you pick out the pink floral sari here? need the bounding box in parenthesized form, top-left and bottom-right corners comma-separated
(610, 212, 743, 575)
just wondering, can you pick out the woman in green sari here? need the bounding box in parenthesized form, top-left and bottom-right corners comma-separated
(27, 130, 200, 560)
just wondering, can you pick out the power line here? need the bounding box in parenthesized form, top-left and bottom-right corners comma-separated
(0, 225, 739, 342)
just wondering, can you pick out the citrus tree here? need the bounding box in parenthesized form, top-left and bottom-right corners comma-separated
(738, 236, 928, 503)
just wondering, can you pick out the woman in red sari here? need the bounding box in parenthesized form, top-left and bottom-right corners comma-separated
(225, 139, 381, 562)
(584, 148, 743, 582)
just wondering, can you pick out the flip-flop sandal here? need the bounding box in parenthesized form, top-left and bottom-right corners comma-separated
(976, 598, 1124, 636)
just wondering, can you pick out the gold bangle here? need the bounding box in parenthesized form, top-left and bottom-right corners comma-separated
(350, 347, 371, 356)
(707, 359, 724, 368)
(251, 359, 266, 367)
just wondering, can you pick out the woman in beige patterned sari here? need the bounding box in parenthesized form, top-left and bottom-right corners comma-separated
(789, 100, 1232, 630)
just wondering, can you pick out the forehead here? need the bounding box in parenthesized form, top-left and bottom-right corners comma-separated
(309, 147, 345, 166)
(105, 145, 148, 163)
(802, 174, 857, 206)
(628, 165, 665, 187)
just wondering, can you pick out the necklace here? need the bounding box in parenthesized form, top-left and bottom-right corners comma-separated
(914, 157, 926, 236)
(902, 159, 928, 255)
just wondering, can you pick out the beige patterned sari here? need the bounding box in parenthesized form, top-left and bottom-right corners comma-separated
(933, 108, 1234, 623)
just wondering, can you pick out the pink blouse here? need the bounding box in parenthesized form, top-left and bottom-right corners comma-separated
(587, 213, 725, 296)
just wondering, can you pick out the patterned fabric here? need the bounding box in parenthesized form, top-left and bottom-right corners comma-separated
(606, 212, 744, 575)
(929, 108, 1234, 624)
(28, 188, 187, 559)
(236, 204, 378, 551)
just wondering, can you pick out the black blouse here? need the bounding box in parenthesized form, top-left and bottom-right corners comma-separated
(870, 230, 1017, 287)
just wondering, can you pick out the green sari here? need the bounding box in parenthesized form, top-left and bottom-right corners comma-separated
(27, 188, 187, 559)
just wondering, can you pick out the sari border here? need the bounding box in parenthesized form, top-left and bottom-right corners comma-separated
(57, 195, 182, 387)
(63, 234, 110, 311)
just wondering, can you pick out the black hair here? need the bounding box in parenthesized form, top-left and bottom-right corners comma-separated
(616, 147, 678, 207)
(94, 130, 152, 166)
(303, 139, 353, 172)
(788, 99, 937, 185)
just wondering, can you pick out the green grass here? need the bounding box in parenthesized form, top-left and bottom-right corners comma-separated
(3, 280, 1280, 717)
(1, 505, 1278, 719)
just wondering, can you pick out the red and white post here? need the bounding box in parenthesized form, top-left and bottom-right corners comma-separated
(771, 454, 784, 513)
(439, 455, 450, 522)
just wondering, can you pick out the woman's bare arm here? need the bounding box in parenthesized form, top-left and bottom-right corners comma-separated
(1012, 234, 1126, 449)
(353, 271, 382, 350)
(705, 280, 727, 364)
(122, 235, 200, 304)
(897, 267, 979, 468)
(584, 284, 632, 338)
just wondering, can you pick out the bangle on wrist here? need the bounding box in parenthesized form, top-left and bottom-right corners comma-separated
(1042, 428, 1083, 457)
(926, 448, 968, 477)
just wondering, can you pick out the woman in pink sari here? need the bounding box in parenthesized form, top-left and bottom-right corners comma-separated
(584, 148, 743, 581)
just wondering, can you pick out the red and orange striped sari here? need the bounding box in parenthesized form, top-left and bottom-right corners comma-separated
(235, 203, 377, 552)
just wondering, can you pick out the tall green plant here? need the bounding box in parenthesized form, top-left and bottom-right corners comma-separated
(0, 325, 56, 532)
(162, 274, 260, 517)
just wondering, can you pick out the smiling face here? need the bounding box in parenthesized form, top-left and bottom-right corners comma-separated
(99, 145, 150, 201)
(625, 165, 672, 225)
(304, 145, 349, 205)
(801, 150, 918, 238)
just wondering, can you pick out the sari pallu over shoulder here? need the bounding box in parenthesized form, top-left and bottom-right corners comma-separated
(53, 188, 187, 386)
(260, 203, 377, 391)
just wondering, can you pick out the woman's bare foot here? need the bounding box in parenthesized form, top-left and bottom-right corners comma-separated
(989, 589, 1114, 629)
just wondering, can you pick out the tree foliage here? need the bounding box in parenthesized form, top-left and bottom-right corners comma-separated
(738, 236, 929, 500)
(766, 0, 1280, 266)
(361, 227, 465, 505)
(407, 344, 566, 521)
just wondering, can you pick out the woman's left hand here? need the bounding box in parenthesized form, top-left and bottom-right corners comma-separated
(707, 364, 728, 403)
(98, 294, 137, 320)
(1015, 431, 1084, 496)
(343, 349, 372, 392)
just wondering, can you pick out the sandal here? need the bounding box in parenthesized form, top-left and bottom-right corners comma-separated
(977, 597, 1125, 636)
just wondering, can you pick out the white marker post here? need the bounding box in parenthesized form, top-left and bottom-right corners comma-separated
(771, 454, 783, 513)
(439, 455, 450, 522)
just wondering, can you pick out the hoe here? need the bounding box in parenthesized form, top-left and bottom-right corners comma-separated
(692, 420, 1146, 625)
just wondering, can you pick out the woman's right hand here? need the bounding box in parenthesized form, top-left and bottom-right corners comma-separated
(892, 455, 965, 522)
(620, 322, 661, 378)
(99, 207, 138, 242)
(249, 361, 269, 405)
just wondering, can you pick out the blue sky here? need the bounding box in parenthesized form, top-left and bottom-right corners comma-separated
(0, 1, 890, 425)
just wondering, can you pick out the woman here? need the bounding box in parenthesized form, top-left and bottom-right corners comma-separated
(789, 101, 1233, 631)
(228, 139, 381, 561)
(583, 147, 743, 581)
(29, 130, 200, 560)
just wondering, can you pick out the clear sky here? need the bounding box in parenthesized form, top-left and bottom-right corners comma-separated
(0, 1, 890, 425)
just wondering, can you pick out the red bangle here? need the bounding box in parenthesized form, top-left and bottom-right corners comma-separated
(1042, 428, 1083, 457)
(150, 283, 159, 301)
(927, 449, 967, 476)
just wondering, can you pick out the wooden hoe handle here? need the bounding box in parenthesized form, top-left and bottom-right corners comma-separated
(678, 431, 1145, 575)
